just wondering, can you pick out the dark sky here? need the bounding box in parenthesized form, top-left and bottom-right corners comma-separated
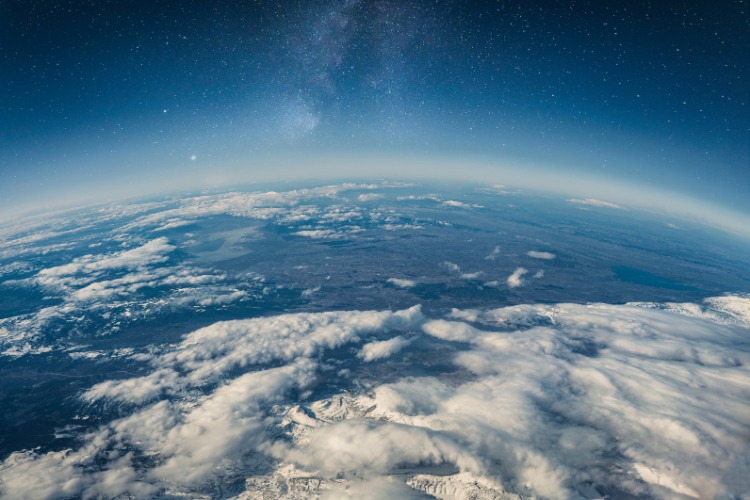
(1, 0, 748, 215)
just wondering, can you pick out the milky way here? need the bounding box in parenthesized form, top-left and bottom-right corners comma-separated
(0, 1, 748, 218)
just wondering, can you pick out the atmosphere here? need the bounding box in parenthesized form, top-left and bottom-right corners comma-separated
(2, 3, 750, 497)
(1, 1, 748, 219)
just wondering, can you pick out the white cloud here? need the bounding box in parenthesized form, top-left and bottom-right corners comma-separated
(358, 336, 411, 362)
(630, 294, 750, 327)
(357, 193, 383, 202)
(442, 261, 461, 273)
(276, 419, 485, 477)
(36, 238, 175, 283)
(485, 245, 501, 261)
(121, 183, 393, 232)
(302, 285, 321, 297)
(526, 250, 555, 260)
(387, 277, 417, 288)
(84, 306, 425, 403)
(382, 223, 423, 231)
(422, 319, 481, 342)
(506, 267, 528, 288)
(3, 297, 749, 498)
(293, 224, 364, 239)
(396, 194, 442, 202)
(0, 239, 265, 357)
(567, 198, 624, 209)
(294, 229, 347, 239)
(0, 306, 426, 497)
(441, 200, 481, 209)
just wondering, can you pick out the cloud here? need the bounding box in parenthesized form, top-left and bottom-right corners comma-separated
(441, 200, 481, 209)
(357, 193, 383, 202)
(358, 336, 411, 362)
(2, 183, 445, 358)
(422, 319, 481, 342)
(526, 250, 555, 260)
(506, 267, 528, 288)
(2, 297, 749, 498)
(0, 238, 266, 357)
(302, 285, 321, 297)
(567, 198, 624, 209)
(119, 183, 396, 232)
(630, 294, 750, 328)
(387, 277, 417, 288)
(396, 194, 442, 202)
(275, 419, 485, 477)
(294, 229, 349, 239)
(442, 261, 461, 273)
(0, 306, 426, 497)
(36, 237, 175, 284)
(84, 306, 424, 403)
(485, 245, 501, 261)
(362, 298, 750, 498)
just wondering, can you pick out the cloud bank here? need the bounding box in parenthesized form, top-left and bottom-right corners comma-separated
(1, 296, 747, 498)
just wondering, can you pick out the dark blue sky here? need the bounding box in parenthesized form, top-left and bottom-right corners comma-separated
(1, 0, 748, 216)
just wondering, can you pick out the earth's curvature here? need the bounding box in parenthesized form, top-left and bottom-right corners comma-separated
(0, 181, 748, 499)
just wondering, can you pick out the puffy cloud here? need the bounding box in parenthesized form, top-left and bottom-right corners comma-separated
(294, 229, 349, 239)
(387, 277, 417, 288)
(109, 183, 417, 239)
(631, 294, 750, 327)
(396, 194, 442, 202)
(276, 419, 484, 477)
(425, 299, 750, 497)
(36, 238, 175, 282)
(2, 297, 749, 499)
(506, 267, 528, 288)
(1, 251, 265, 357)
(0, 228, 278, 359)
(370, 378, 455, 417)
(84, 306, 424, 403)
(357, 193, 383, 202)
(0, 306, 426, 497)
(526, 250, 555, 260)
(0, 450, 87, 499)
(149, 360, 317, 484)
(358, 336, 411, 362)
(422, 319, 481, 342)
(441, 200, 481, 209)
(485, 245, 501, 261)
(441, 261, 461, 273)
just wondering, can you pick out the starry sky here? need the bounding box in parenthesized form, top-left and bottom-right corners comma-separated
(1, 0, 748, 219)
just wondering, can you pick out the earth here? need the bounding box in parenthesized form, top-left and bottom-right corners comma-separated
(0, 181, 748, 499)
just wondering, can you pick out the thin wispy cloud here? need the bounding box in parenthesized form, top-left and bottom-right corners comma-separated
(567, 198, 623, 209)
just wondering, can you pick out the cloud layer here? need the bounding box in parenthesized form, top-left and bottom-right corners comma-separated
(1, 295, 748, 498)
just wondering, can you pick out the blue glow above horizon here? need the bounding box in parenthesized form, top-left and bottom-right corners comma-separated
(0, 1, 748, 222)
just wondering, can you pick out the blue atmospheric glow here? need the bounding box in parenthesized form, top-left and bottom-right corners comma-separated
(0, 1, 748, 229)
